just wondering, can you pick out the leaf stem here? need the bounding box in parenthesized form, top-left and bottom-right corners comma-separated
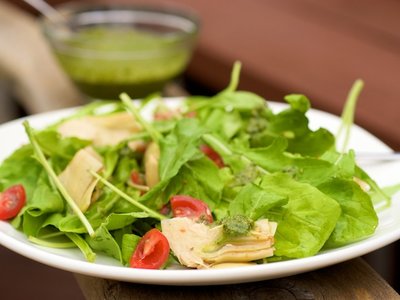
(89, 170, 166, 221)
(120, 93, 162, 143)
(224, 61, 242, 93)
(202, 133, 269, 174)
(28, 236, 76, 248)
(337, 79, 364, 152)
(23, 121, 95, 236)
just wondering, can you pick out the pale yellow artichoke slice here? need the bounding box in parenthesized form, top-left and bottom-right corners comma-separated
(144, 142, 160, 188)
(58, 112, 141, 147)
(58, 147, 103, 212)
(161, 217, 277, 269)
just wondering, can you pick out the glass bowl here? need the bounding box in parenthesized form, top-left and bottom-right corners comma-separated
(41, 3, 199, 99)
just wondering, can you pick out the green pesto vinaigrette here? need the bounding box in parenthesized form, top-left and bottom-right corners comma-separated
(54, 26, 193, 99)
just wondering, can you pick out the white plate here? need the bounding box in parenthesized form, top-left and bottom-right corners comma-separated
(0, 98, 399, 286)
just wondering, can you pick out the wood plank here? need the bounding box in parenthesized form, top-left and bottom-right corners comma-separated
(75, 258, 399, 300)
(304, 0, 400, 44)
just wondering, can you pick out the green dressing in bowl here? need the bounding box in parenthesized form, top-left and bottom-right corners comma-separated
(54, 26, 193, 99)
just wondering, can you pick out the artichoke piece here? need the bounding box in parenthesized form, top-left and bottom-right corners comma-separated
(144, 142, 160, 188)
(58, 112, 141, 146)
(58, 147, 103, 212)
(161, 217, 277, 269)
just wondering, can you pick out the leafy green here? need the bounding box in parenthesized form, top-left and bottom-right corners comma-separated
(260, 173, 341, 258)
(162, 157, 223, 209)
(318, 178, 378, 248)
(121, 234, 141, 265)
(0, 145, 42, 199)
(229, 183, 287, 220)
(159, 118, 205, 181)
(86, 225, 122, 263)
(66, 233, 96, 262)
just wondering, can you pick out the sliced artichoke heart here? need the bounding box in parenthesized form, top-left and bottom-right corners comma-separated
(58, 112, 141, 146)
(144, 142, 160, 188)
(58, 147, 103, 212)
(161, 217, 277, 269)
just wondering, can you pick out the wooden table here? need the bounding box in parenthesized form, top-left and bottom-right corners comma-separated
(75, 258, 399, 299)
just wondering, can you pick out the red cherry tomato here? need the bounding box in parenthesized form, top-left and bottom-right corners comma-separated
(0, 184, 26, 220)
(200, 145, 224, 168)
(130, 229, 170, 269)
(170, 195, 213, 223)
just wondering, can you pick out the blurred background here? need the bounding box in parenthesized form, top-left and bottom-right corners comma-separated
(1, 0, 399, 298)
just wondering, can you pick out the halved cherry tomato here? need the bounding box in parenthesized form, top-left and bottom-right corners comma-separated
(170, 195, 213, 223)
(130, 228, 170, 269)
(200, 145, 224, 168)
(0, 184, 26, 220)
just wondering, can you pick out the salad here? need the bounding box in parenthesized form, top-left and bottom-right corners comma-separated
(0, 63, 390, 270)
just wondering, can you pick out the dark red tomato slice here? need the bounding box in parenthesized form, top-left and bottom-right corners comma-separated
(170, 195, 213, 223)
(0, 184, 26, 220)
(200, 145, 224, 168)
(130, 229, 170, 269)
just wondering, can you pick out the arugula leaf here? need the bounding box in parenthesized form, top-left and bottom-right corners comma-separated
(236, 137, 290, 172)
(162, 157, 224, 209)
(104, 212, 150, 231)
(318, 178, 378, 248)
(210, 91, 266, 112)
(24, 174, 65, 217)
(229, 183, 288, 220)
(16, 174, 65, 236)
(159, 118, 205, 181)
(66, 232, 96, 262)
(86, 225, 122, 263)
(0, 145, 42, 199)
(284, 94, 311, 113)
(201, 109, 243, 140)
(121, 234, 141, 265)
(37, 130, 90, 161)
(260, 173, 341, 258)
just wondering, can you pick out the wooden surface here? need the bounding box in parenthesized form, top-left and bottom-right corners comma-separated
(75, 258, 399, 300)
